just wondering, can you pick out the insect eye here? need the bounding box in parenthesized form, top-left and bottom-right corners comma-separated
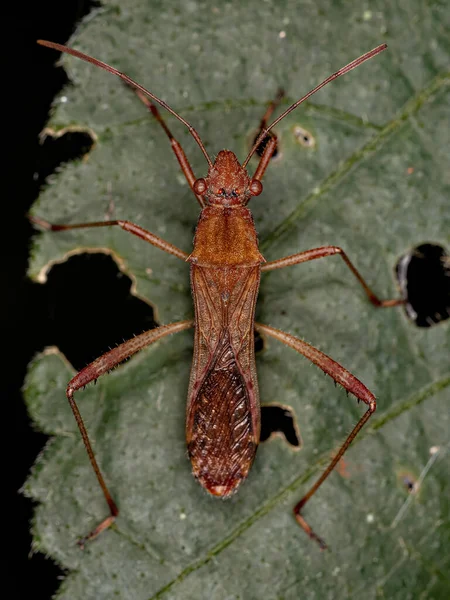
(217, 188, 225, 196)
(193, 178, 207, 194)
(249, 180, 263, 196)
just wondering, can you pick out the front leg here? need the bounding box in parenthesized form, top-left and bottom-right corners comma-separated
(255, 322, 376, 549)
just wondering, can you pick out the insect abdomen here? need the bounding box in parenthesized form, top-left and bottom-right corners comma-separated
(187, 341, 257, 497)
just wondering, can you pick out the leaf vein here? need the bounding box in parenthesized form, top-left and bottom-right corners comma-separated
(260, 70, 450, 253)
(148, 373, 450, 599)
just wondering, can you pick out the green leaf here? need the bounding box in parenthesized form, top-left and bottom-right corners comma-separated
(26, 1, 449, 598)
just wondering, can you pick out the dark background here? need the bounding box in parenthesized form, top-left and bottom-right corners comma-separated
(6, 3, 156, 596)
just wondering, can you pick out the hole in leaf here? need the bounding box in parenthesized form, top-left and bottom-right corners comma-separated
(293, 125, 315, 148)
(252, 130, 280, 159)
(41, 253, 157, 371)
(396, 243, 450, 327)
(260, 404, 301, 448)
(397, 470, 418, 494)
(36, 128, 96, 188)
(254, 329, 265, 353)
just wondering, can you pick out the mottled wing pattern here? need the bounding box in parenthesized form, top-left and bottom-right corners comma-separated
(186, 265, 261, 496)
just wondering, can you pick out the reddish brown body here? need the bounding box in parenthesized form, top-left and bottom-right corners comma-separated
(187, 152, 264, 495)
(34, 40, 402, 549)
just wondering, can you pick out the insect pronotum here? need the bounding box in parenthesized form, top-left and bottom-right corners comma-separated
(33, 40, 404, 549)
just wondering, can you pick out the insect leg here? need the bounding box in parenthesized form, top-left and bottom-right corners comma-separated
(30, 215, 188, 261)
(66, 319, 194, 547)
(253, 88, 284, 156)
(255, 322, 376, 549)
(250, 90, 285, 184)
(131, 87, 205, 207)
(258, 89, 285, 132)
(261, 245, 404, 307)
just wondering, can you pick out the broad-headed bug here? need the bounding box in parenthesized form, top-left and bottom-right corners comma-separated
(33, 40, 404, 549)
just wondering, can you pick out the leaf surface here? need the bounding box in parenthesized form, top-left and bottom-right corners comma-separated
(26, 1, 449, 598)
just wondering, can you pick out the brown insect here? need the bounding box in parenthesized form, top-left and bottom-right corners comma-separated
(33, 40, 403, 550)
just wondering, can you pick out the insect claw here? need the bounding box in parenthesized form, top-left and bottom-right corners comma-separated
(316, 536, 328, 551)
(76, 537, 87, 550)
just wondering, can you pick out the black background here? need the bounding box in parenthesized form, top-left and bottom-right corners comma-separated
(6, 3, 156, 596)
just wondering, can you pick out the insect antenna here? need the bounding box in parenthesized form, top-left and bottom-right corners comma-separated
(243, 43, 387, 167)
(37, 39, 213, 169)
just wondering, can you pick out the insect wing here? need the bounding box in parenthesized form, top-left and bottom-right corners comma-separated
(186, 265, 261, 496)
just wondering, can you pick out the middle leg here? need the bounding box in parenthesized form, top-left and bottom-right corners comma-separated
(30, 216, 188, 261)
(262, 245, 404, 307)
